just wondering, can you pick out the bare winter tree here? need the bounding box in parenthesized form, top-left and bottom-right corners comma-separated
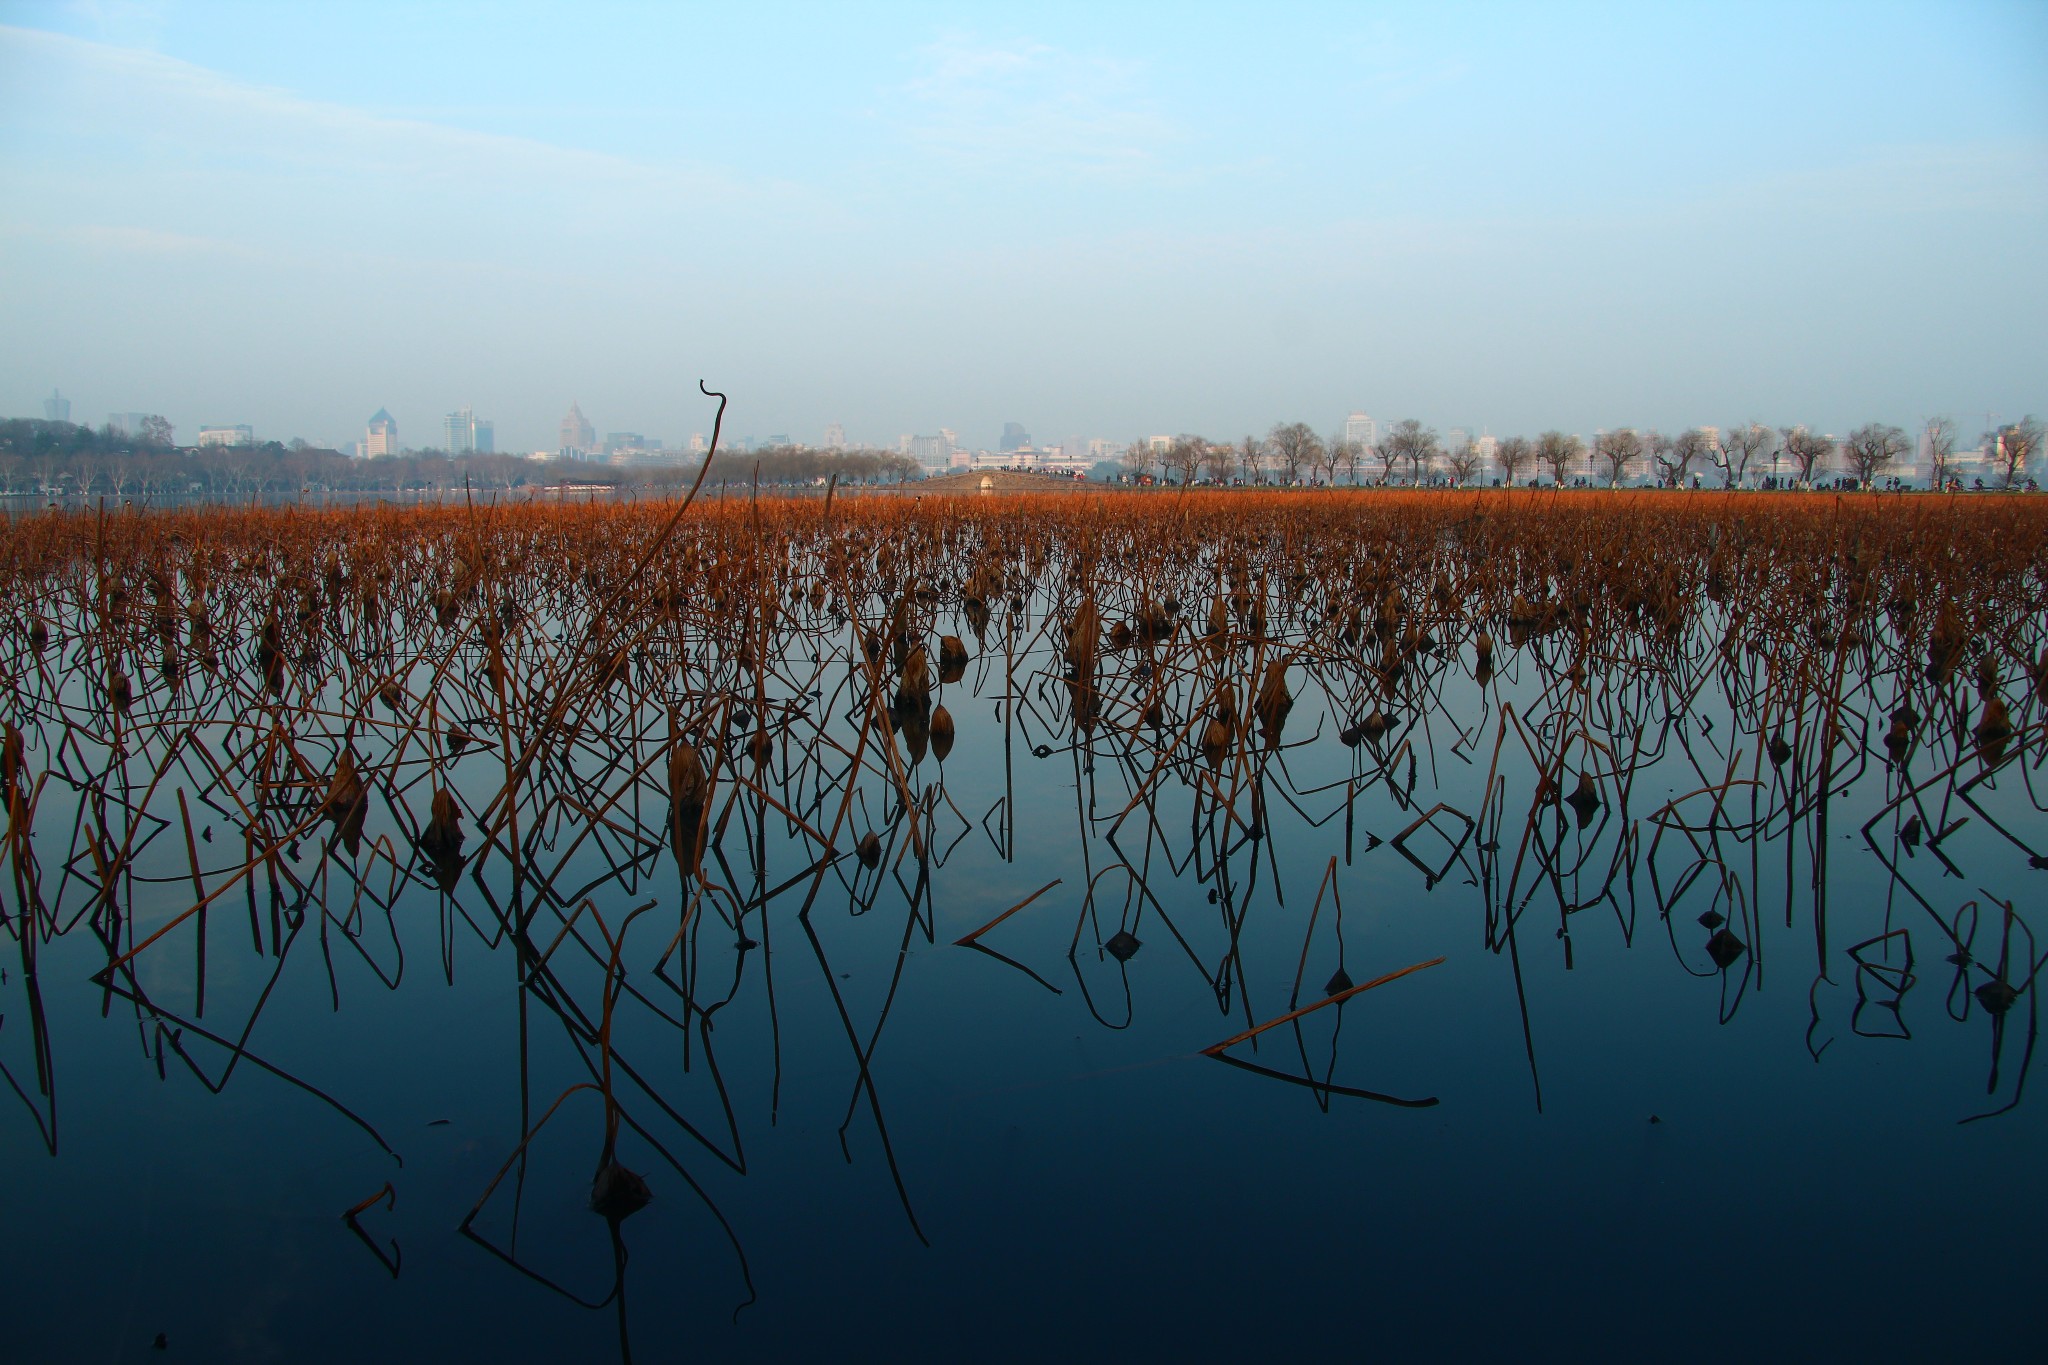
(1594, 427, 1645, 486)
(1341, 437, 1364, 485)
(1321, 435, 1356, 486)
(1237, 435, 1261, 483)
(1656, 428, 1713, 486)
(1163, 433, 1207, 485)
(1445, 437, 1481, 486)
(1643, 430, 1673, 484)
(1987, 416, 2042, 488)
(1781, 427, 1834, 485)
(1203, 440, 1235, 482)
(1713, 422, 1773, 487)
(1373, 437, 1399, 484)
(1380, 419, 1438, 483)
(1121, 439, 1155, 482)
(1266, 422, 1322, 484)
(1409, 425, 1442, 483)
(1537, 430, 1584, 486)
(1843, 423, 1908, 487)
(1923, 416, 1958, 489)
(1494, 434, 1532, 485)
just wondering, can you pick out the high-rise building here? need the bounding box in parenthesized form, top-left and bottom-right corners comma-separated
(445, 408, 491, 455)
(365, 408, 398, 458)
(197, 425, 254, 447)
(1343, 412, 1376, 448)
(42, 389, 69, 423)
(433, 412, 493, 454)
(688, 432, 707, 454)
(824, 422, 846, 449)
(106, 412, 151, 438)
(559, 403, 595, 459)
(1000, 421, 1029, 453)
(909, 435, 948, 469)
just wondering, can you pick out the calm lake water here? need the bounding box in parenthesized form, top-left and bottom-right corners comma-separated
(3, 494, 2043, 1362)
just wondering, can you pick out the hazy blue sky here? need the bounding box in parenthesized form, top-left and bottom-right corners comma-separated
(2, 0, 2043, 453)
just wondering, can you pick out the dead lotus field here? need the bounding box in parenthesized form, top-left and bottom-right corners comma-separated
(2, 487, 2046, 1356)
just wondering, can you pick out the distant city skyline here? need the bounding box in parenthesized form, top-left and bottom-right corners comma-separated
(2, 4, 2041, 448)
(10, 390, 2030, 485)
(16, 391, 2042, 478)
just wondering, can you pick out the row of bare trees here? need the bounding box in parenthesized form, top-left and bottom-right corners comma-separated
(1122, 422, 1428, 486)
(1115, 416, 2042, 489)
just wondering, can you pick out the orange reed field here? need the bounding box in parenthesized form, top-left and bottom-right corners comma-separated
(5, 490, 2045, 795)
(0, 489, 2041, 905)
(3, 485, 2041, 919)
(4, 489, 2043, 709)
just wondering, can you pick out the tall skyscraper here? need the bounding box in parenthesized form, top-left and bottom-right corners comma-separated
(365, 408, 397, 458)
(474, 420, 494, 455)
(1000, 421, 1029, 453)
(824, 422, 846, 449)
(560, 403, 595, 459)
(445, 408, 490, 454)
(42, 389, 69, 422)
